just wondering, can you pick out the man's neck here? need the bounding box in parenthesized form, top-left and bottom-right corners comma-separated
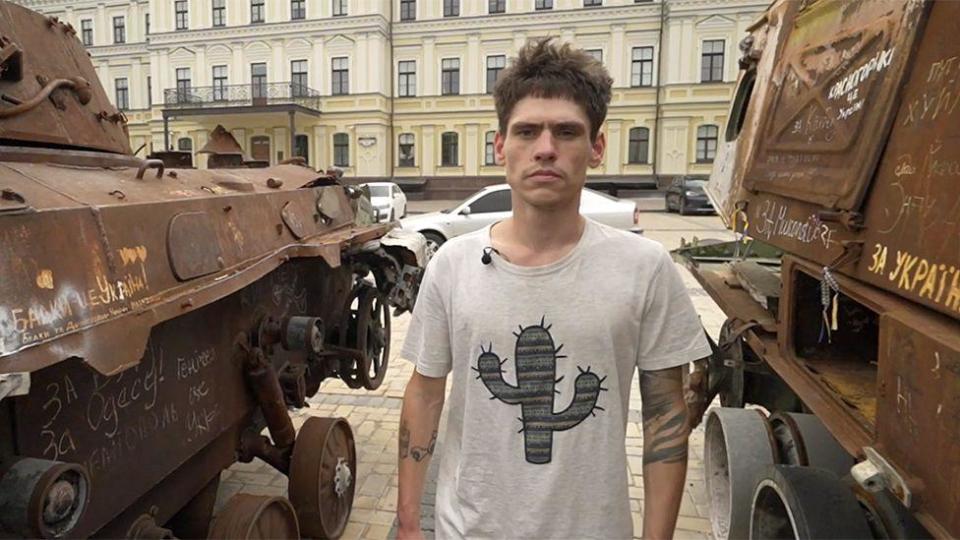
(491, 202, 586, 266)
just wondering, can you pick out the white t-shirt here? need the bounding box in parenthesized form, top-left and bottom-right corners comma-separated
(401, 218, 711, 539)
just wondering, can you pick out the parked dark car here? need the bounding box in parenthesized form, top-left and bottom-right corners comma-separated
(665, 176, 715, 215)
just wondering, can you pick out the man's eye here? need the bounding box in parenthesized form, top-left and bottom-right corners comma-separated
(517, 129, 534, 137)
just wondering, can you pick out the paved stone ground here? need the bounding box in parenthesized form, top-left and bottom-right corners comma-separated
(214, 203, 734, 540)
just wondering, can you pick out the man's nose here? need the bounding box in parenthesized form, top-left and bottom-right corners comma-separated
(533, 131, 557, 161)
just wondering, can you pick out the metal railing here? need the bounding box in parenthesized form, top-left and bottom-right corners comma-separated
(162, 81, 321, 110)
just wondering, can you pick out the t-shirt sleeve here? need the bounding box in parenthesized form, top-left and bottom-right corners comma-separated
(636, 250, 713, 371)
(400, 254, 453, 377)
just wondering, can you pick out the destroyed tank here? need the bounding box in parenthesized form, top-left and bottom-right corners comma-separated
(674, 0, 959, 538)
(0, 2, 426, 538)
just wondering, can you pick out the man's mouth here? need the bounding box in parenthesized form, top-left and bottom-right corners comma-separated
(527, 169, 562, 179)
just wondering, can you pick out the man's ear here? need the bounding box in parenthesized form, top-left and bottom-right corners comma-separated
(494, 130, 506, 166)
(589, 130, 606, 168)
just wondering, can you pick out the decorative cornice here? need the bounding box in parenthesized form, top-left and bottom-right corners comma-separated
(145, 16, 388, 48)
(392, 5, 661, 35)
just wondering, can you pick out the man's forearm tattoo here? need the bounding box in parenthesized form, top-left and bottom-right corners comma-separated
(640, 367, 690, 466)
(399, 421, 437, 462)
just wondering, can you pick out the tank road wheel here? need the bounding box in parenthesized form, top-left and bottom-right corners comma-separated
(768, 412, 853, 476)
(750, 465, 873, 539)
(207, 494, 300, 540)
(289, 417, 357, 539)
(338, 285, 391, 390)
(355, 286, 391, 390)
(704, 408, 777, 540)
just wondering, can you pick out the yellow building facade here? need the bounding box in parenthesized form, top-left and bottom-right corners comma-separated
(17, 0, 767, 196)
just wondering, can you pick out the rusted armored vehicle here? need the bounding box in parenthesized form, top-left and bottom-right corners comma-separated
(0, 2, 426, 538)
(674, 0, 960, 538)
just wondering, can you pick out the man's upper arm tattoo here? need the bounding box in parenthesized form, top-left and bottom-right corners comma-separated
(640, 366, 690, 465)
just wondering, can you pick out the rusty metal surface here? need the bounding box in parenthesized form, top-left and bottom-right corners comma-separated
(198, 125, 245, 156)
(854, 0, 960, 321)
(0, 5, 426, 538)
(876, 313, 960, 539)
(0, 3, 129, 154)
(743, 0, 928, 210)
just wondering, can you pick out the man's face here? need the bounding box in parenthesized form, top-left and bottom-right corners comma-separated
(495, 96, 605, 209)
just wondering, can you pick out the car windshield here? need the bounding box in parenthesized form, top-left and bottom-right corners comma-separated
(368, 185, 390, 197)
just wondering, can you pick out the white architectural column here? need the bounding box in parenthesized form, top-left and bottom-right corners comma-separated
(149, 51, 161, 107)
(610, 25, 625, 87)
(422, 38, 436, 96)
(195, 46, 208, 85)
(231, 43, 244, 84)
(193, 128, 209, 168)
(272, 39, 286, 83)
(231, 128, 247, 153)
(356, 33, 369, 93)
(131, 58, 144, 109)
(95, 3, 107, 46)
(421, 125, 436, 176)
(158, 51, 170, 97)
(605, 120, 622, 175)
(128, 1, 140, 42)
(273, 126, 289, 163)
(512, 31, 527, 54)
(466, 34, 480, 95)
(311, 38, 324, 93)
(465, 124, 479, 175)
(313, 125, 328, 169)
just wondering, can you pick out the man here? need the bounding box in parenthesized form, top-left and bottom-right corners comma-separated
(397, 38, 710, 540)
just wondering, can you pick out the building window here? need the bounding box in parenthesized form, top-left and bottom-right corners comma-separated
(398, 133, 415, 166)
(331, 57, 349, 95)
(251, 0, 265, 23)
(251, 63, 267, 100)
(333, 133, 349, 166)
(175, 68, 191, 102)
(584, 0, 602, 6)
(398, 60, 416, 97)
(489, 0, 505, 14)
(212, 65, 228, 101)
(294, 134, 309, 163)
(212, 0, 226, 26)
(484, 131, 496, 165)
(696, 125, 718, 162)
(145, 13, 150, 34)
(628, 127, 649, 164)
(701, 40, 725, 82)
(291, 60, 308, 97)
(535, 0, 553, 9)
(631, 46, 654, 87)
(112, 16, 125, 44)
(175, 0, 189, 30)
(441, 132, 458, 166)
(178, 137, 193, 151)
(443, 0, 459, 17)
(585, 49, 602, 63)
(81, 19, 93, 46)
(114, 78, 129, 110)
(147, 76, 152, 106)
(332, 0, 347, 16)
(400, 0, 415, 20)
(291, 0, 306, 19)
(486, 55, 506, 94)
(441, 58, 459, 96)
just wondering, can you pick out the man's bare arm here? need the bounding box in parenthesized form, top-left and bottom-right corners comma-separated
(397, 369, 446, 540)
(640, 366, 690, 540)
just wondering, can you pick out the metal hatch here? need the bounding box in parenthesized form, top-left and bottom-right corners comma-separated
(743, 0, 929, 210)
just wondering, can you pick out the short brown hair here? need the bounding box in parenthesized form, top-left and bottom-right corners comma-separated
(493, 37, 613, 141)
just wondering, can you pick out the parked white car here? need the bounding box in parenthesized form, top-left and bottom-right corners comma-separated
(364, 182, 407, 222)
(400, 184, 640, 250)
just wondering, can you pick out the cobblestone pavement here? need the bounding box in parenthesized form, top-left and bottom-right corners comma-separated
(215, 207, 733, 540)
